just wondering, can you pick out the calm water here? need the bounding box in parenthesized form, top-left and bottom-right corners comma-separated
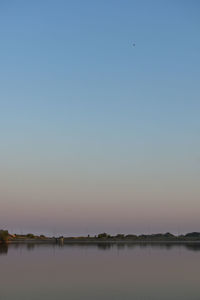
(0, 242, 200, 300)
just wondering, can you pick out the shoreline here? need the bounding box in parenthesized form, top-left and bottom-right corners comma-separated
(3, 239, 200, 244)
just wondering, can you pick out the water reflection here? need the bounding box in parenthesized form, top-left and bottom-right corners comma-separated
(0, 242, 200, 300)
(0, 243, 8, 255)
(1, 242, 200, 255)
(26, 243, 36, 251)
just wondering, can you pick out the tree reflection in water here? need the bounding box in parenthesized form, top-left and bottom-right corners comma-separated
(0, 243, 8, 255)
(1, 242, 200, 256)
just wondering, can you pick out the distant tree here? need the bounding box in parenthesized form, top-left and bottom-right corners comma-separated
(98, 233, 110, 239)
(163, 232, 175, 240)
(26, 233, 35, 239)
(40, 235, 46, 239)
(185, 232, 200, 240)
(0, 230, 9, 243)
(115, 234, 125, 239)
(125, 234, 137, 239)
(185, 232, 200, 237)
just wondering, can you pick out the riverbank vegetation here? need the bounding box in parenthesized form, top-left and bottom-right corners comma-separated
(1, 230, 200, 243)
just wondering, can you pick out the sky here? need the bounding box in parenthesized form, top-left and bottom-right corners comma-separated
(0, 0, 200, 236)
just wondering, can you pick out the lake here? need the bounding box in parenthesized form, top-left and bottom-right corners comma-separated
(0, 242, 200, 300)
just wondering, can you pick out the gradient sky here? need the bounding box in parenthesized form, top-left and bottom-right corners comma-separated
(0, 0, 200, 236)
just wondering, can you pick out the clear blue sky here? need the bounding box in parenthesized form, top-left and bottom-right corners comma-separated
(0, 0, 200, 235)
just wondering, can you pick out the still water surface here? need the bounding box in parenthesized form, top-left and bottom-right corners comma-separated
(0, 242, 200, 300)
